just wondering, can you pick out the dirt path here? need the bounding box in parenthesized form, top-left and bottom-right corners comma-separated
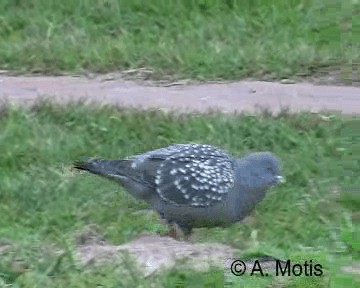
(1, 74, 359, 114)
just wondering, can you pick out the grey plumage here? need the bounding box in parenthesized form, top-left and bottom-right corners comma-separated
(74, 144, 283, 236)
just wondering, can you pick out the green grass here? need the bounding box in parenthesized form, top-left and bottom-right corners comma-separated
(0, 0, 358, 80)
(0, 103, 358, 287)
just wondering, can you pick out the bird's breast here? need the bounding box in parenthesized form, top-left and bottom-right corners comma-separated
(152, 198, 235, 228)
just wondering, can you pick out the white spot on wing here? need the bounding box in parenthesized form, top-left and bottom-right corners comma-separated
(155, 144, 234, 206)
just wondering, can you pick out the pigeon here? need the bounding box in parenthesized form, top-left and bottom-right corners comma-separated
(74, 144, 283, 238)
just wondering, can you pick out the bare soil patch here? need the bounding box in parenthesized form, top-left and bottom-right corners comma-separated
(1, 74, 359, 115)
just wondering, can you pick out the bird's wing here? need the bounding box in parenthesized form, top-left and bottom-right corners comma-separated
(128, 144, 188, 163)
(154, 144, 235, 207)
(122, 144, 197, 186)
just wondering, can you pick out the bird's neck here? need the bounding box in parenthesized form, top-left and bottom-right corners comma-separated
(232, 161, 268, 220)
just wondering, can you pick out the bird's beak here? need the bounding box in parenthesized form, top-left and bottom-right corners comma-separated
(275, 175, 286, 184)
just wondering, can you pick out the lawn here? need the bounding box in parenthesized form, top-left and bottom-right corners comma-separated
(0, 0, 358, 80)
(0, 103, 358, 287)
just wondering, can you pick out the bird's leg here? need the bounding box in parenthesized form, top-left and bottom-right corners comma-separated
(155, 210, 192, 241)
(167, 223, 185, 240)
(155, 212, 183, 239)
(181, 224, 193, 241)
(167, 223, 193, 241)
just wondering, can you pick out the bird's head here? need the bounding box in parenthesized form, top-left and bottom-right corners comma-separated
(237, 152, 284, 192)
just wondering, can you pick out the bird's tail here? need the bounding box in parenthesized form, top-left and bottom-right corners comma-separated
(74, 158, 153, 201)
(73, 159, 127, 179)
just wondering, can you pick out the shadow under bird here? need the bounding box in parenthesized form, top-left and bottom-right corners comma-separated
(74, 144, 283, 239)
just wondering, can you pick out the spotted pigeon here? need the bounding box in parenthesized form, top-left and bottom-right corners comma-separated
(74, 144, 283, 237)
